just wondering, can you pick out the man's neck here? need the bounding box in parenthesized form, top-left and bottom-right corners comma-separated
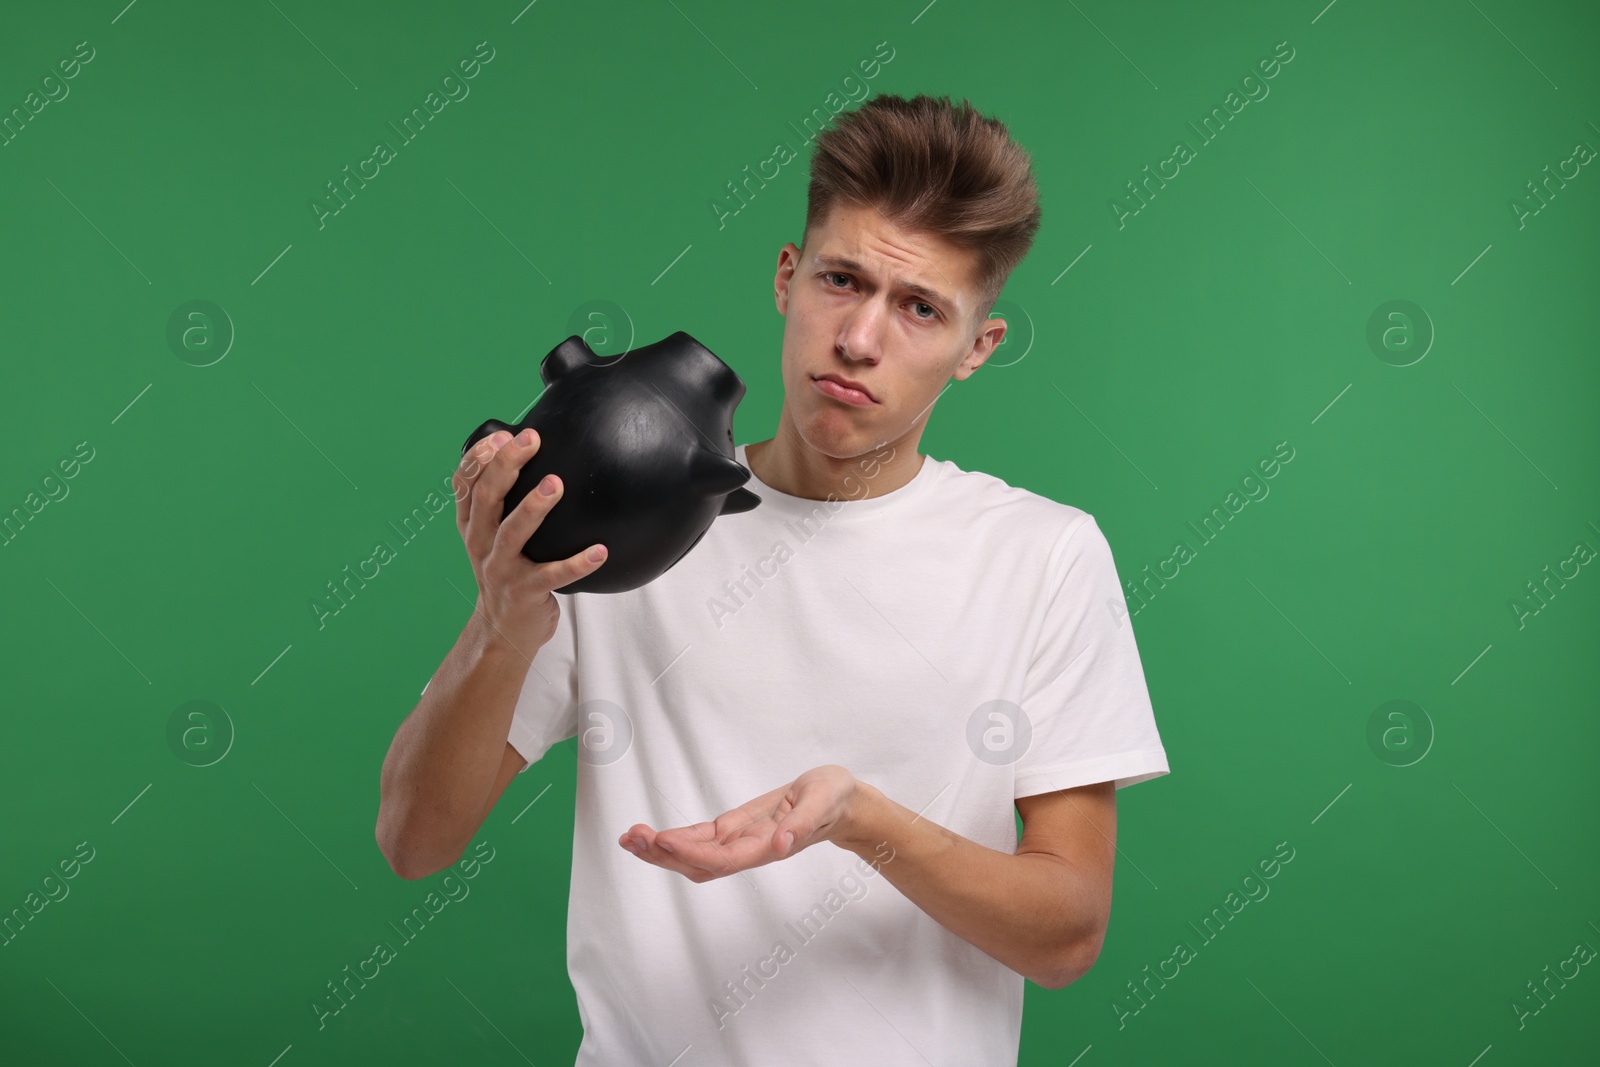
(745, 419, 925, 502)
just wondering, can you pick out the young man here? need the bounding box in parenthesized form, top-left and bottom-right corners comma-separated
(378, 93, 1169, 1065)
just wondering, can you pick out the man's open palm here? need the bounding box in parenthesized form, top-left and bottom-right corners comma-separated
(618, 765, 857, 882)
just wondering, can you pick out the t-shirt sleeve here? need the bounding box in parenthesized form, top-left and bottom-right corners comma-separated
(1012, 513, 1169, 798)
(506, 591, 581, 774)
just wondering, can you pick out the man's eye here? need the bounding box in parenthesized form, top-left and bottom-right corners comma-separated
(825, 272, 850, 287)
(912, 303, 937, 320)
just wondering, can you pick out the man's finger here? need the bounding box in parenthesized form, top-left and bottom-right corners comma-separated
(670, 831, 770, 877)
(465, 429, 539, 559)
(454, 431, 511, 537)
(771, 821, 805, 857)
(619, 828, 721, 881)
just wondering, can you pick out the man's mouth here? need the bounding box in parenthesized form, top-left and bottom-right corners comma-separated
(812, 374, 876, 406)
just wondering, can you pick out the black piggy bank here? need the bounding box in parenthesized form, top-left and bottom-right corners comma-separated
(461, 330, 761, 594)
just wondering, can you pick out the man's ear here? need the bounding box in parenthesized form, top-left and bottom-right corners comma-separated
(954, 314, 1007, 381)
(774, 243, 800, 316)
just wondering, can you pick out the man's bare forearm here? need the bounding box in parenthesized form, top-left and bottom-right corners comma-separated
(830, 782, 1104, 989)
(376, 604, 537, 877)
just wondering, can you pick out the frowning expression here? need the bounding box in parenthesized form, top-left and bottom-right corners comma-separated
(773, 201, 1005, 456)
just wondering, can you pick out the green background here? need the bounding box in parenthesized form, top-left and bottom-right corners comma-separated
(2, 0, 1596, 1063)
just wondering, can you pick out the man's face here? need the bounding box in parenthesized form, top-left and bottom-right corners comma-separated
(772, 201, 1006, 459)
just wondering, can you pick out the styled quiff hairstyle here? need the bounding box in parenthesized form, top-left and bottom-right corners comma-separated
(800, 93, 1042, 329)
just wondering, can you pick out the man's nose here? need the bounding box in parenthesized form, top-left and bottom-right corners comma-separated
(837, 306, 884, 361)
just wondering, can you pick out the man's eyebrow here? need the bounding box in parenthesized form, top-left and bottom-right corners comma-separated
(811, 254, 956, 310)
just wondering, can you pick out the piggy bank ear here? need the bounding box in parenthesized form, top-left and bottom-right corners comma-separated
(690, 449, 751, 497)
(690, 451, 761, 515)
(541, 335, 601, 384)
(719, 487, 761, 515)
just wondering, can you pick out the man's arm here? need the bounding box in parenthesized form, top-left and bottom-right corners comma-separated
(376, 609, 534, 880)
(376, 427, 606, 880)
(831, 778, 1117, 990)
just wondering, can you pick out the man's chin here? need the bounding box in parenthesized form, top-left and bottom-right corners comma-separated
(796, 419, 891, 462)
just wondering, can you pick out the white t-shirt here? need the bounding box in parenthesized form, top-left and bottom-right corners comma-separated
(506, 441, 1169, 1066)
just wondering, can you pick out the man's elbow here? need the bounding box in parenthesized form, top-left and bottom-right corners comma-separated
(377, 824, 419, 880)
(380, 843, 432, 881)
(380, 837, 452, 881)
(1036, 932, 1105, 991)
(376, 815, 452, 881)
